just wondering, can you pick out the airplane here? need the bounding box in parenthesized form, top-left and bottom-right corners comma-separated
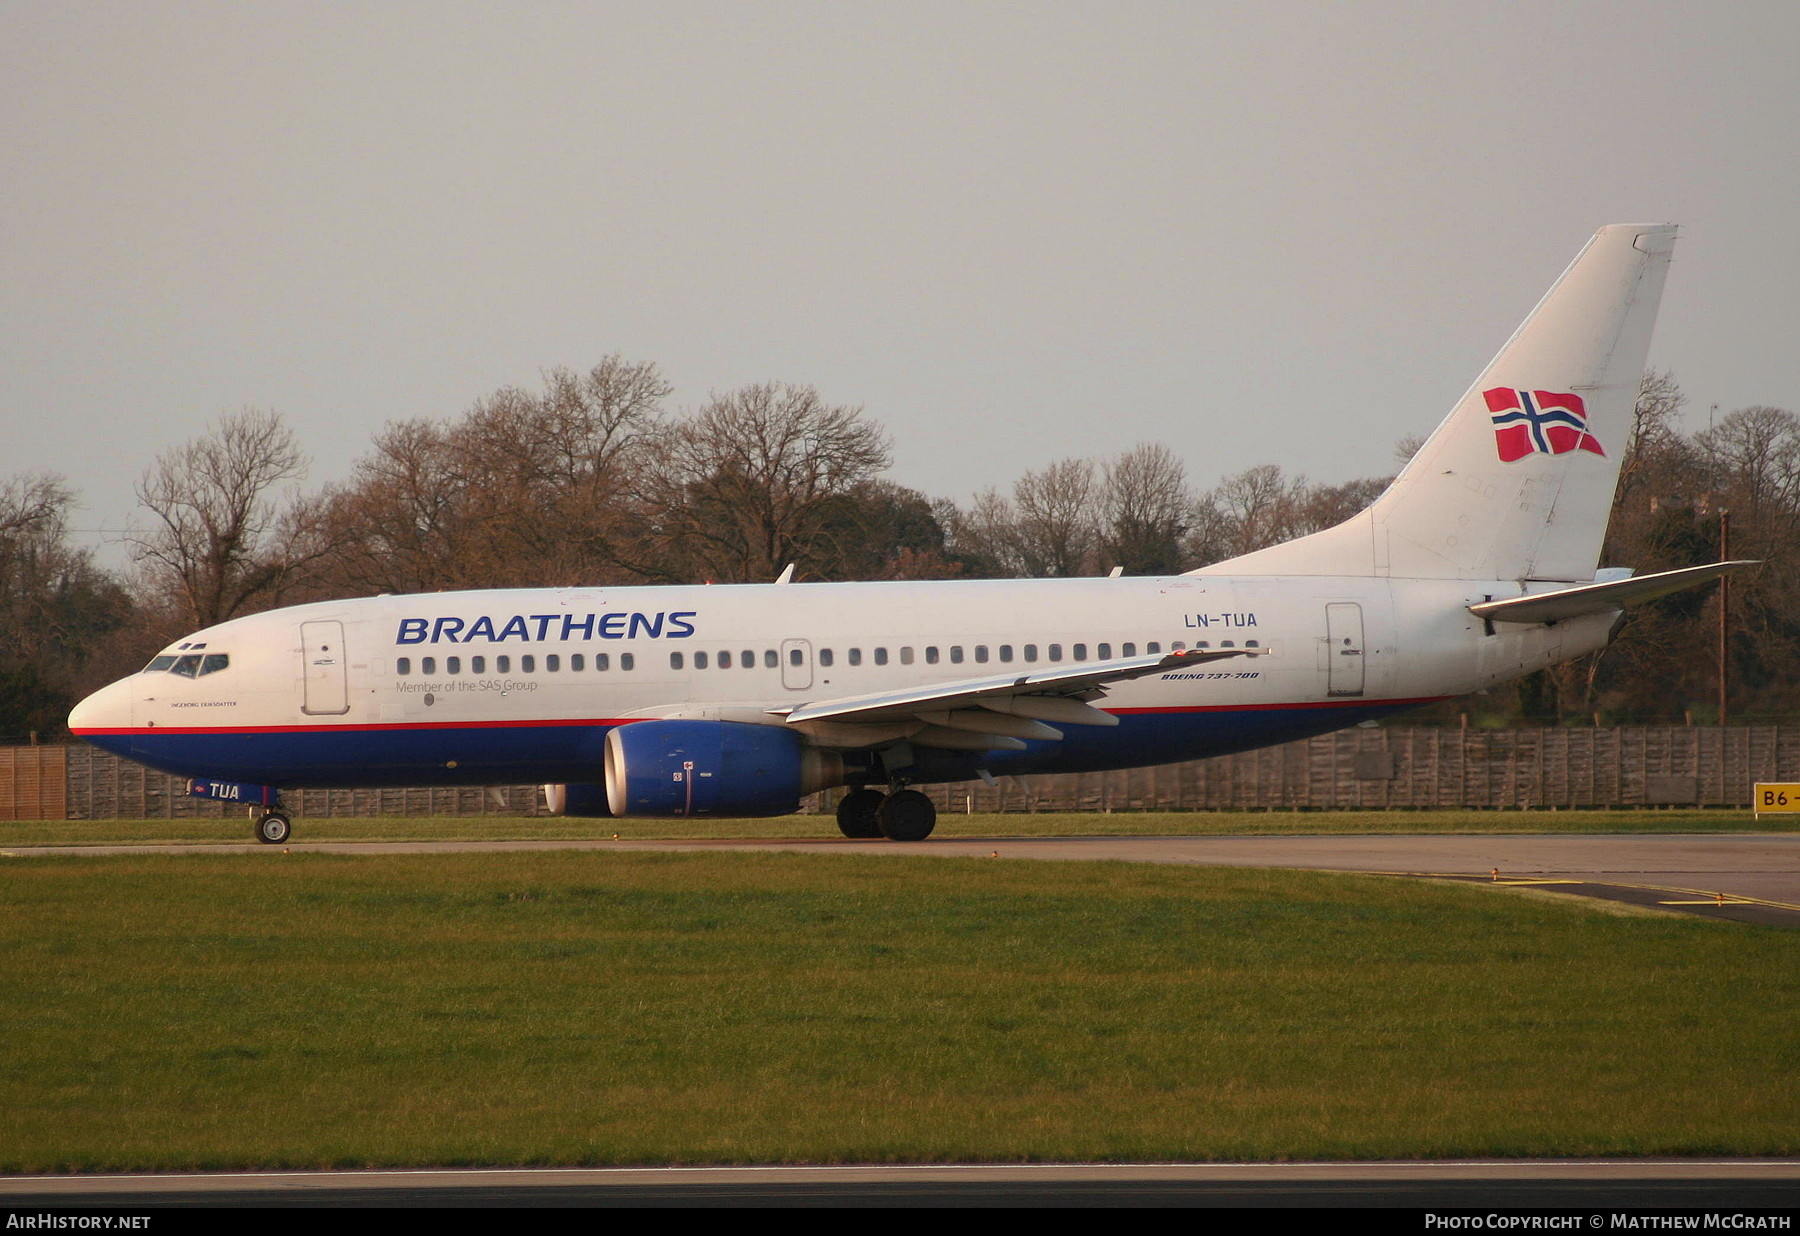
(69, 223, 1755, 845)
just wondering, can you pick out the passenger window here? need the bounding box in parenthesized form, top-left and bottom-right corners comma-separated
(849, 648, 862, 666)
(721, 650, 734, 668)
(818, 649, 833, 667)
(1098, 643, 1112, 659)
(469, 655, 484, 673)
(1172, 642, 1185, 652)
(926, 646, 939, 664)
(1023, 644, 1038, 662)
(421, 657, 437, 675)
(1122, 643, 1136, 657)
(396, 657, 411, 675)
(497, 655, 511, 673)
(874, 648, 889, 666)
(546, 654, 560, 672)
(789, 648, 804, 667)
(741, 649, 753, 667)
(200, 654, 230, 675)
(621, 653, 635, 671)
(695, 651, 709, 669)
(447, 656, 461, 674)
(1246, 640, 1260, 648)
(950, 646, 964, 664)
(975, 645, 989, 663)
(1147, 642, 1160, 654)
(1072, 643, 1086, 660)
(999, 645, 1013, 663)
(595, 653, 610, 671)
(671, 651, 684, 670)
(522, 655, 536, 673)
(1221, 640, 1235, 648)
(764, 650, 778, 668)
(570, 654, 583, 671)
(900, 647, 914, 665)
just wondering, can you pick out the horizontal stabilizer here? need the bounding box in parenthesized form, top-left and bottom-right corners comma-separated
(1468, 561, 1759, 624)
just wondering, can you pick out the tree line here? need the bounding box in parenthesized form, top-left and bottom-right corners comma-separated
(2, 358, 1793, 739)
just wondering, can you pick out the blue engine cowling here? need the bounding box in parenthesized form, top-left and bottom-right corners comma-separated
(604, 719, 839, 818)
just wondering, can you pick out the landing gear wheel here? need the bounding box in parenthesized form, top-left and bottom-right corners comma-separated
(877, 789, 936, 841)
(835, 788, 886, 839)
(255, 811, 291, 845)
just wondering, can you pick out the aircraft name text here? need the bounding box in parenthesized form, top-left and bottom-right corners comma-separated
(396, 612, 697, 645)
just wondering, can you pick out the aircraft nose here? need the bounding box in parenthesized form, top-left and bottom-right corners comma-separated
(69, 677, 134, 737)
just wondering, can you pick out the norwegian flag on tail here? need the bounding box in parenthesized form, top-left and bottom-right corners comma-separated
(1484, 388, 1605, 463)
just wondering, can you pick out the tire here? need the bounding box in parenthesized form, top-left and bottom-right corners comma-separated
(255, 812, 291, 845)
(877, 789, 936, 841)
(835, 788, 886, 839)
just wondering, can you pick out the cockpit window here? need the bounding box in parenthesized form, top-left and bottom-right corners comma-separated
(145, 652, 231, 676)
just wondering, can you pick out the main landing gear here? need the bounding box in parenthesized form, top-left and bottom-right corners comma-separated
(835, 787, 937, 842)
(253, 808, 292, 845)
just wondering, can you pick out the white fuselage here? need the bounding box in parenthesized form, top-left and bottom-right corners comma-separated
(70, 573, 1613, 791)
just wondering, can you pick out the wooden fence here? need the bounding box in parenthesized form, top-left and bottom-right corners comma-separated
(1, 727, 1793, 821)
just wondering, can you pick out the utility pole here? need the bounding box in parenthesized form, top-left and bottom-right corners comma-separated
(1718, 508, 1730, 728)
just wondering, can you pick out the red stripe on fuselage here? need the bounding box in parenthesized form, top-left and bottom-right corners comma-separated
(70, 717, 642, 737)
(71, 696, 1452, 738)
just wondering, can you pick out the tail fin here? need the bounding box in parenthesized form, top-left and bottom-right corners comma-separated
(1201, 224, 1677, 582)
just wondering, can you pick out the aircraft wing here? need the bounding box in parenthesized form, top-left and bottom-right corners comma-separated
(1468, 560, 1759, 625)
(774, 647, 1263, 751)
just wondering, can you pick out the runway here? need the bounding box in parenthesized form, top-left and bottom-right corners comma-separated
(10, 832, 1799, 926)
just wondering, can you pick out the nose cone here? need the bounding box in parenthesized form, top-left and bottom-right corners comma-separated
(69, 677, 135, 749)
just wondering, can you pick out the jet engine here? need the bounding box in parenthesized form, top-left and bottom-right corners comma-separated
(602, 719, 843, 817)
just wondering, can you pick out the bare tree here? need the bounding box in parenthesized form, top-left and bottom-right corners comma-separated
(1013, 458, 1099, 576)
(1204, 463, 1310, 558)
(130, 408, 318, 629)
(0, 474, 130, 736)
(1098, 443, 1191, 575)
(316, 356, 670, 593)
(640, 384, 891, 582)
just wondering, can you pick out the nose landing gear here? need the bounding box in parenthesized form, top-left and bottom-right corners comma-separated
(253, 809, 292, 845)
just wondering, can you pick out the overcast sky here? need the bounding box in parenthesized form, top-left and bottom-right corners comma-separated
(5, 1, 1797, 565)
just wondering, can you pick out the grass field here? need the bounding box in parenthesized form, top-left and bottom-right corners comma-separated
(2, 849, 1795, 1170)
(1, 807, 1787, 847)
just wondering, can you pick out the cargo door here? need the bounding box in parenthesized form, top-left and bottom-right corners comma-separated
(300, 621, 350, 715)
(1325, 603, 1365, 697)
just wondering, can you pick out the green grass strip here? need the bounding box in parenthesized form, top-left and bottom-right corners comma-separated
(2, 850, 1794, 1169)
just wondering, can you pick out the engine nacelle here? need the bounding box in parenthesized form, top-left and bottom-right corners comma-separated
(604, 719, 842, 817)
(542, 783, 613, 818)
